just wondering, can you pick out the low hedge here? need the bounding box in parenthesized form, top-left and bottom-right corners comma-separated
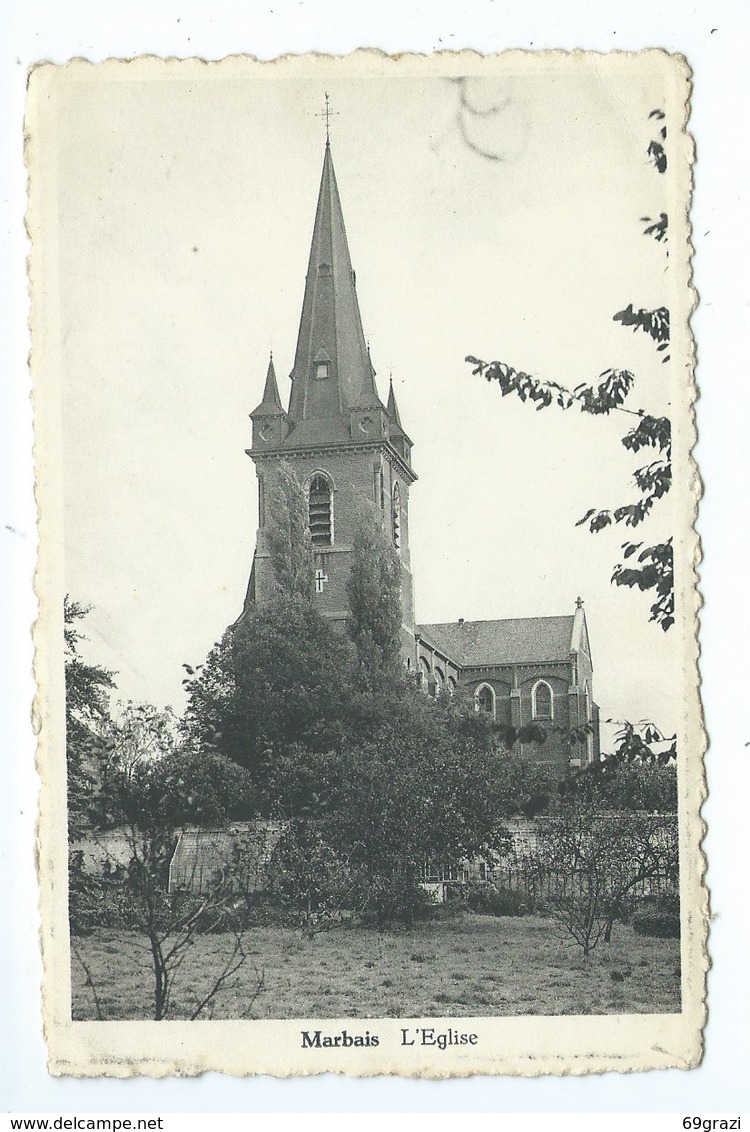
(631, 893, 680, 938)
(463, 881, 535, 917)
(631, 909, 681, 938)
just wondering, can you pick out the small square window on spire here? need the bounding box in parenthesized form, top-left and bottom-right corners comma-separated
(313, 347, 331, 380)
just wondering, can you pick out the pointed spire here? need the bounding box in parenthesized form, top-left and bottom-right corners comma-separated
(251, 353, 286, 418)
(287, 143, 379, 434)
(262, 353, 282, 408)
(385, 374, 414, 465)
(387, 377, 404, 432)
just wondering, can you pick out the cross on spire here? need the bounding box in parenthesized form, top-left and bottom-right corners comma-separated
(317, 92, 339, 144)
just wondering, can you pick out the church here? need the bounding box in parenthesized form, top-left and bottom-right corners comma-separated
(241, 136, 600, 771)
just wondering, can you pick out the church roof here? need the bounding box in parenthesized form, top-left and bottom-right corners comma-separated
(417, 615, 578, 668)
(286, 142, 384, 445)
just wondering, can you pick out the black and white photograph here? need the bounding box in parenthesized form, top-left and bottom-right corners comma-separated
(28, 50, 704, 1077)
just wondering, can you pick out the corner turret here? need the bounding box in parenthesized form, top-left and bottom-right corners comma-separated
(386, 378, 413, 466)
(250, 354, 289, 450)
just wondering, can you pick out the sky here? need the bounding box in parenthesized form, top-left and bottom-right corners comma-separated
(44, 53, 693, 747)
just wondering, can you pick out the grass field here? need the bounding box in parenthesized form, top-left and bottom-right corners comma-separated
(70, 913, 681, 1020)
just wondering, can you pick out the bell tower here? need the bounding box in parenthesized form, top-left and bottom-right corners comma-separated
(243, 139, 417, 660)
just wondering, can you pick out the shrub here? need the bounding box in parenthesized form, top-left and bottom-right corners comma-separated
(69, 849, 256, 936)
(68, 851, 142, 935)
(632, 909, 680, 938)
(463, 881, 534, 917)
(632, 892, 680, 938)
(268, 820, 357, 935)
(360, 875, 437, 930)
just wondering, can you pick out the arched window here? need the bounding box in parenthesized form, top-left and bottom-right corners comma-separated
(392, 483, 401, 550)
(308, 474, 332, 546)
(419, 656, 431, 693)
(434, 667, 445, 697)
(582, 683, 591, 723)
(475, 683, 495, 717)
(532, 679, 553, 720)
(447, 675, 457, 696)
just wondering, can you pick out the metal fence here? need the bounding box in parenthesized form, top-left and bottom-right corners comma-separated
(484, 863, 677, 903)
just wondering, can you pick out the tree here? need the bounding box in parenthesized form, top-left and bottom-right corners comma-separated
(560, 718, 677, 813)
(100, 701, 179, 780)
(116, 747, 259, 841)
(466, 110, 675, 630)
(183, 593, 471, 809)
(62, 608, 266, 1021)
(528, 709, 678, 956)
(64, 597, 116, 721)
(308, 736, 516, 929)
(346, 505, 403, 675)
(179, 630, 242, 762)
(83, 701, 179, 828)
(266, 460, 315, 603)
(484, 751, 564, 819)
(609, 718, 677, 766)
(530, 802, 678, 955)
(73, 853, 259, 1021)
(182, 601, 359, 789)
(71, 745, 261, 1021)
(267, 820, 359, 938)
(64, 596, 116, 835)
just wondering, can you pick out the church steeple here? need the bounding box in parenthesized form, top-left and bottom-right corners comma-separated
(243, 135, 417, 660)
(286, 143, 382, 442)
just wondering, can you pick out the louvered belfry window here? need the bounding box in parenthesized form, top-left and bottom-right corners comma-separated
(308, 475, 332, 546)
(392, 483, 401, 550)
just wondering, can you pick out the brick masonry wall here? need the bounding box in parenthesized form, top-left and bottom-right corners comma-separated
(252, 444, 416, 655)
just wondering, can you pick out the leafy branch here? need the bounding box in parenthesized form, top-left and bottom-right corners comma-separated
(612, 538, 674, 631)
(610, 717, 676, 765)
(641, 212, 668, 244)
(466, 357, 641, 417)
(493, 720, 597, 752)
(468, 352, 672, 535)
(465, 349, 674, 628)
(576, 455, 671, 535)
(613, 304, 670, 362)
(647, 108, 667, 174)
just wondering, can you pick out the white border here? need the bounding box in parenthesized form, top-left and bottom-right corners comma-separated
(3, 0, 749, 1113)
